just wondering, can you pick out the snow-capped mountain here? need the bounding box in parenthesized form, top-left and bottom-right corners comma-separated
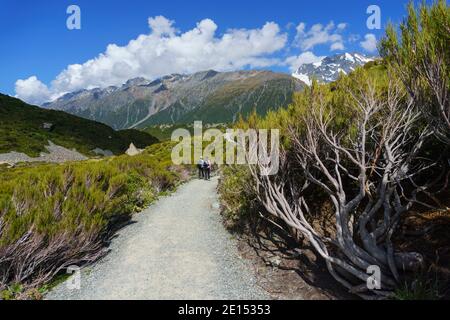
(292, 52, 375, 85)
(44, 70, 305, 129)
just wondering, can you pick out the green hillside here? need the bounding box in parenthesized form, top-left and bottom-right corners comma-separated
(0, 94, 158, 157)
(143, 123, 229, 141)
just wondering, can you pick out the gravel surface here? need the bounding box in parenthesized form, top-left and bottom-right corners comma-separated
(46, 177, 269, 300)
(0, 141, 87, 165)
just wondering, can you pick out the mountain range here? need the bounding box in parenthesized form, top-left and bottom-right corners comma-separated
(43, 53, 375, 130)
(44, 70, 304, 130)
(292, 52, 374, 85)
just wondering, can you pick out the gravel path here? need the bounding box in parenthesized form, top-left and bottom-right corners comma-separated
(46, 177, 269, 300)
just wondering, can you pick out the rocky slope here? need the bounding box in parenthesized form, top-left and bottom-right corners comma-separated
(0, 141, 88, 166)
(292, 52, 375, 85)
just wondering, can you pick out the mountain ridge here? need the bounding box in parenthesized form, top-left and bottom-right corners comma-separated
(43, 53, 375, 130)
(44, 70, 305, 129)
(292, 52, 375, 85)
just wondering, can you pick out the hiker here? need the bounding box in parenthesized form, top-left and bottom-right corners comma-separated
(197, 157, 204, 179)
(203, 158, 211, 180)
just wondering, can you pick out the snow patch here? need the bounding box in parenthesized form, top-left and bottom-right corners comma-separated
(344, 53, 355, 63)
(292, 72, 312, 86)
(313, 61, 323, 68)
(354, 53, 374, 63)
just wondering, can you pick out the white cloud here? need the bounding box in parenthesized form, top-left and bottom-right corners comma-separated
(147, 16, 176, 36)
(294, 21, 346, 52)
(15, 76, 52, 105)
(285, 51, 324, 72)
(348, 34, 361, 43)
(360, 33, 378, 53)
(330, 42, 344, 51)
(15, 16, 288, 105)
(337, 23, 347, 31)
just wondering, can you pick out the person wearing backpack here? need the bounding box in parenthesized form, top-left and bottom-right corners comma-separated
(203, 158, 211, 180)
(197, 157, 204, 179)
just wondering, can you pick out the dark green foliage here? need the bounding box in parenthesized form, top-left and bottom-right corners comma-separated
(0, 94, 158, 157)
(394, 273, 441, 300)
(143, 123, 229, 141)
(380, 0, 450, 141)
(218, 165, 259, 231)
(116, 129, 159, 149)
(178, 77, 299, 124)
(143, 124, 192, 141)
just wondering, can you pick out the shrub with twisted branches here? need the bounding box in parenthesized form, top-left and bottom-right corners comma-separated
(249, 77, 440, 298)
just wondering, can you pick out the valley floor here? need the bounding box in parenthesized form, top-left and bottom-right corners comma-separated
(46, 176, 269, 300)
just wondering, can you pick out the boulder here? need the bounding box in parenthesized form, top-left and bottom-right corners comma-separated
(125, 143, 143, 156)
(42, 122, 54, 130)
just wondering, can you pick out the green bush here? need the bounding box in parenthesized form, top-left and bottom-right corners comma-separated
(380, 0, 450, 142)
(0, 142, 184, 297)
(218, 165, 258, 231)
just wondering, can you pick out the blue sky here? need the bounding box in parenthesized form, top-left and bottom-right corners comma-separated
(0, 0, 428, 104)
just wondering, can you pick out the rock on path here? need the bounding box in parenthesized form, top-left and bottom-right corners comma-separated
(46, 177, 269, 300)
